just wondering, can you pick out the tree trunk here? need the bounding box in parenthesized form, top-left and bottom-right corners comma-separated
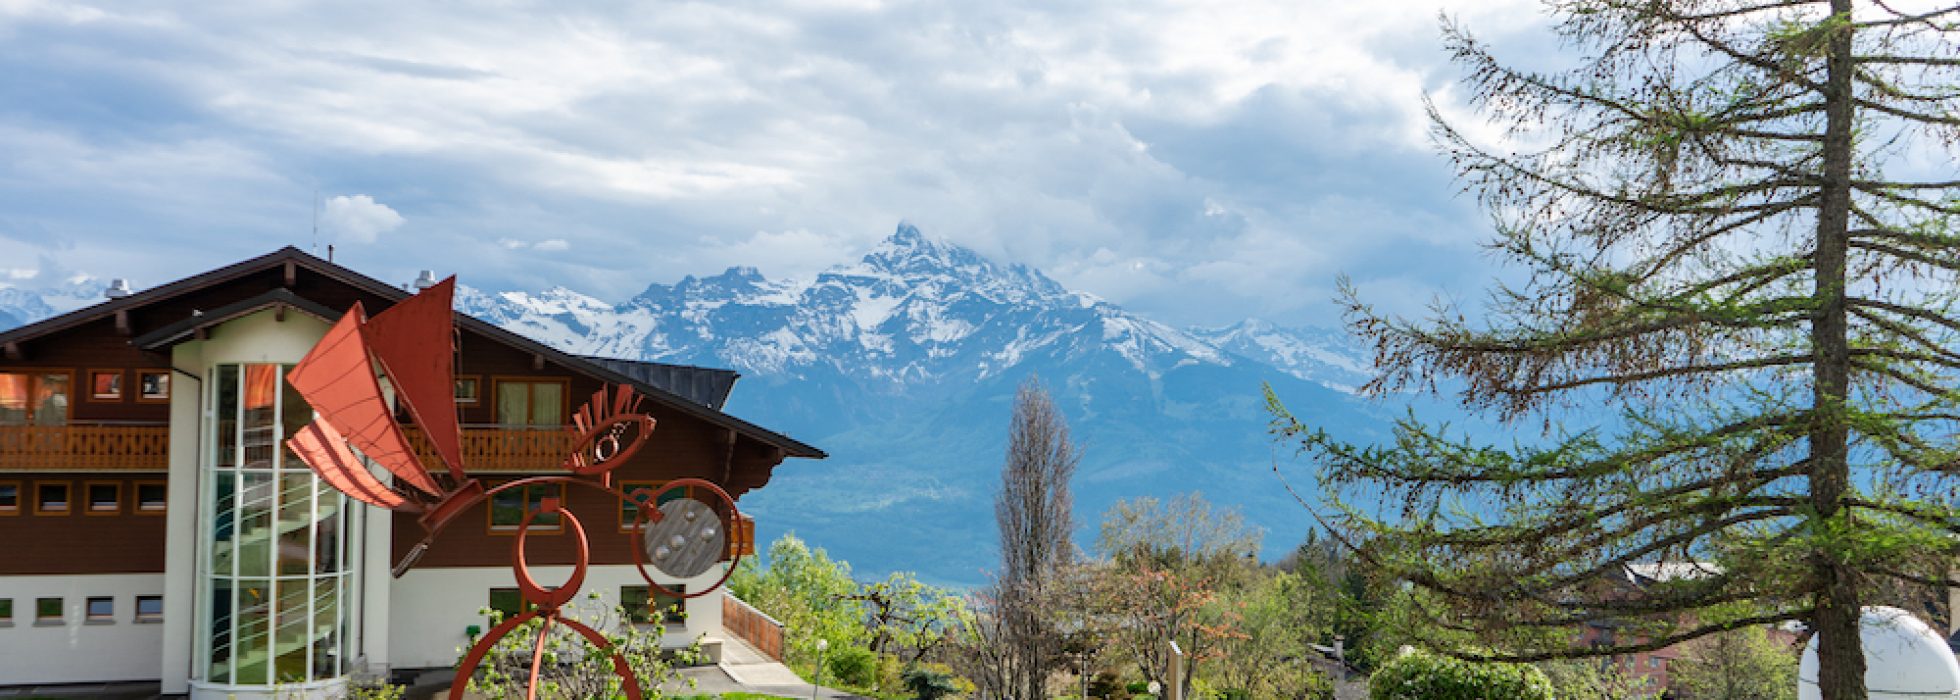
(1809, 2, 1866, 699)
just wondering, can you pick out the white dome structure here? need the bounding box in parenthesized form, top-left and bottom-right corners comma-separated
(1798, 606, 1960, 699)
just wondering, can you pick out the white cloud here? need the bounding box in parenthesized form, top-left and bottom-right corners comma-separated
(0, 0, 1840, 327)
(319, 194, 403, 244)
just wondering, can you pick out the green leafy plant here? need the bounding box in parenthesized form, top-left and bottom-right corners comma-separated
(1368, 650, 1553, 700)
(459, 595, 698, 700)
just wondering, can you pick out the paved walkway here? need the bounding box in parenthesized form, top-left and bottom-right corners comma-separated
(705, 634, 868, 699)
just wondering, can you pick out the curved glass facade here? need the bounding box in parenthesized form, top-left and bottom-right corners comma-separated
(198, 364, 354, 685)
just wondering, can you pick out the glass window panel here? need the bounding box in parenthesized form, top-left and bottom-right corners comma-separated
(276, 475, 313, 576)
(313, 498, 342, 573)
(237, 473, 274, 578)
(279, 365, 311, 471)
(0, 598, 10, 621)
(137, 483, 166, 511)
(36, 597, 62, 621)
(241, 365, 279, 469)
(33, 373, 68, 425)
(37, 482, 68, 512)
(136, 595, 163, 622)
(216, 366, 239, 468)
(273, 578, 309, 683)
(496, 382, 529, 426)
(234, 579, 272, 685)
(211, 473, 236, 572)
(489, 486, 525, 529)
(87, 482, 119, 512)
(530, 382, 562, 426)
(0, 483, 17, 510)
(655, 586, 686, 624)
(86, 597, 113, 620)
(620, 586, 652, 623)
(487, 588, 524, 621)
(311, 576, 340, 680)
(0, 374, 28, 423)
(620, 481, 656, 528)
(207, 578, 233, 683)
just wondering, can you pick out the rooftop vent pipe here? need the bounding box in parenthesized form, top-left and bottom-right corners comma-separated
(105, 279, 133, 299)
(413, 270, 438, 290)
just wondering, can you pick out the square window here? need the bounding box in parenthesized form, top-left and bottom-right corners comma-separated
(135, 481, 167, 514)
(85, 597, 113, 621)
(85, 481, 121, 514)
(135, 595, 162, 623)
(455, 377, 481, 405)
(137, 370, 170, 402)
(0, 482, 18, 515)
(0, 598, 11, 622)
(89, 370, 124, 401)
(489, 482, 562, 532)
(655, 586, 686, 625)
(36, 597, 62, 623)
(619, 481, 658, 532)
(487, 588, 527, 621)
(35, 482, 70, 515)
(621, 585, 652, 624)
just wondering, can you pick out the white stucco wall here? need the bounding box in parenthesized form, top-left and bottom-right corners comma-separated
(0, 573, 168, 684)
(387, 564, 727, 669)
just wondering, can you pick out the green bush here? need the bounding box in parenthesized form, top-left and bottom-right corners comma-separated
(825, 646, 878, 688)
(1369, 650, 1554, 700)
(902, 663, 960, 700)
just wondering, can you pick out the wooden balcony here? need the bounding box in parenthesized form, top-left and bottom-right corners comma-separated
(404, 424, 582, 473)
(0, 423, 170, 472)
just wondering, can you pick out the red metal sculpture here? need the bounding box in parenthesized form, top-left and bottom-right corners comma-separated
(282, 277, 742, 699)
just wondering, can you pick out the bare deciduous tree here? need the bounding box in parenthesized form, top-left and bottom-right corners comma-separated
(988, 377, 1079, 700)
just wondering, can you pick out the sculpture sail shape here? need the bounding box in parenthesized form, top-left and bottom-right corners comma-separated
(289, 418, 416, 510)
(284, 302, 443, 496)
(363, 276, 467, 481)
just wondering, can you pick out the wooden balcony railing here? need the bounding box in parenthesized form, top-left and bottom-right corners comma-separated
(0, 423, 170, 472)
(404, 425, 582, 473)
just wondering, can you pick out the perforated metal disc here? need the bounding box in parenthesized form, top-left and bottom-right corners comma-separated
(642, 497, 726, 579)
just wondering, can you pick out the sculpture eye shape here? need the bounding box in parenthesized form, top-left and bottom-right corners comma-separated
(563, 413, 655, 475)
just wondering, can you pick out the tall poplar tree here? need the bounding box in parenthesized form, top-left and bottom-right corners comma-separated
(1271, 3, 1960, 700)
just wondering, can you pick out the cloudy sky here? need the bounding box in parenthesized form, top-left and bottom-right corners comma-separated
(0, 0, 1562, 327)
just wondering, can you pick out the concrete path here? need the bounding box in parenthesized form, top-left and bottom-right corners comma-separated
(707, 634, 868, 699)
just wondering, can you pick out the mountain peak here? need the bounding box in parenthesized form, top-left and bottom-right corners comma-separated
(889, 221, 925, 246)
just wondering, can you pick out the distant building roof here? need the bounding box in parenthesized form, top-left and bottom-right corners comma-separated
(580, 356, 738, 411)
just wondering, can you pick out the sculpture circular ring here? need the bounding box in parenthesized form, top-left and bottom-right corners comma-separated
(630, 477, 743, 599)
(513, 496, 589, 610)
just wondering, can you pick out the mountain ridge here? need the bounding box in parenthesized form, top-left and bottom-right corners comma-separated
(0, 225, 1396, 585)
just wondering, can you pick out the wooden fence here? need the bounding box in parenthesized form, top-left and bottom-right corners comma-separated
(722, 591, 785, 661)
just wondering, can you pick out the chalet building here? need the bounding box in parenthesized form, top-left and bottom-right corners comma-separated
(0, 248, 821, 698)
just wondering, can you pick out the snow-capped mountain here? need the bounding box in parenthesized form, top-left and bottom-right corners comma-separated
(457, 223, 1240, 387)
(0, 225, 1400, 585)
(444, 224, 1393, 582)
(0, 275, 125, 328)
(1190, 318, 1375, 392)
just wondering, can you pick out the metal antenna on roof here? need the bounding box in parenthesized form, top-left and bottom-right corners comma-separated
(311, 189, 320, 254)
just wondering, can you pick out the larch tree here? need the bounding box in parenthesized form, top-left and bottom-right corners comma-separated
(1269, 3, 1960, 700)
(991, 377, 1079, 700)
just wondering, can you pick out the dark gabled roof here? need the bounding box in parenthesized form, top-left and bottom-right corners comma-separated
(4, 246, 823, 460)
(130, 288, 340, 350)
(580, 356, 738, 411)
